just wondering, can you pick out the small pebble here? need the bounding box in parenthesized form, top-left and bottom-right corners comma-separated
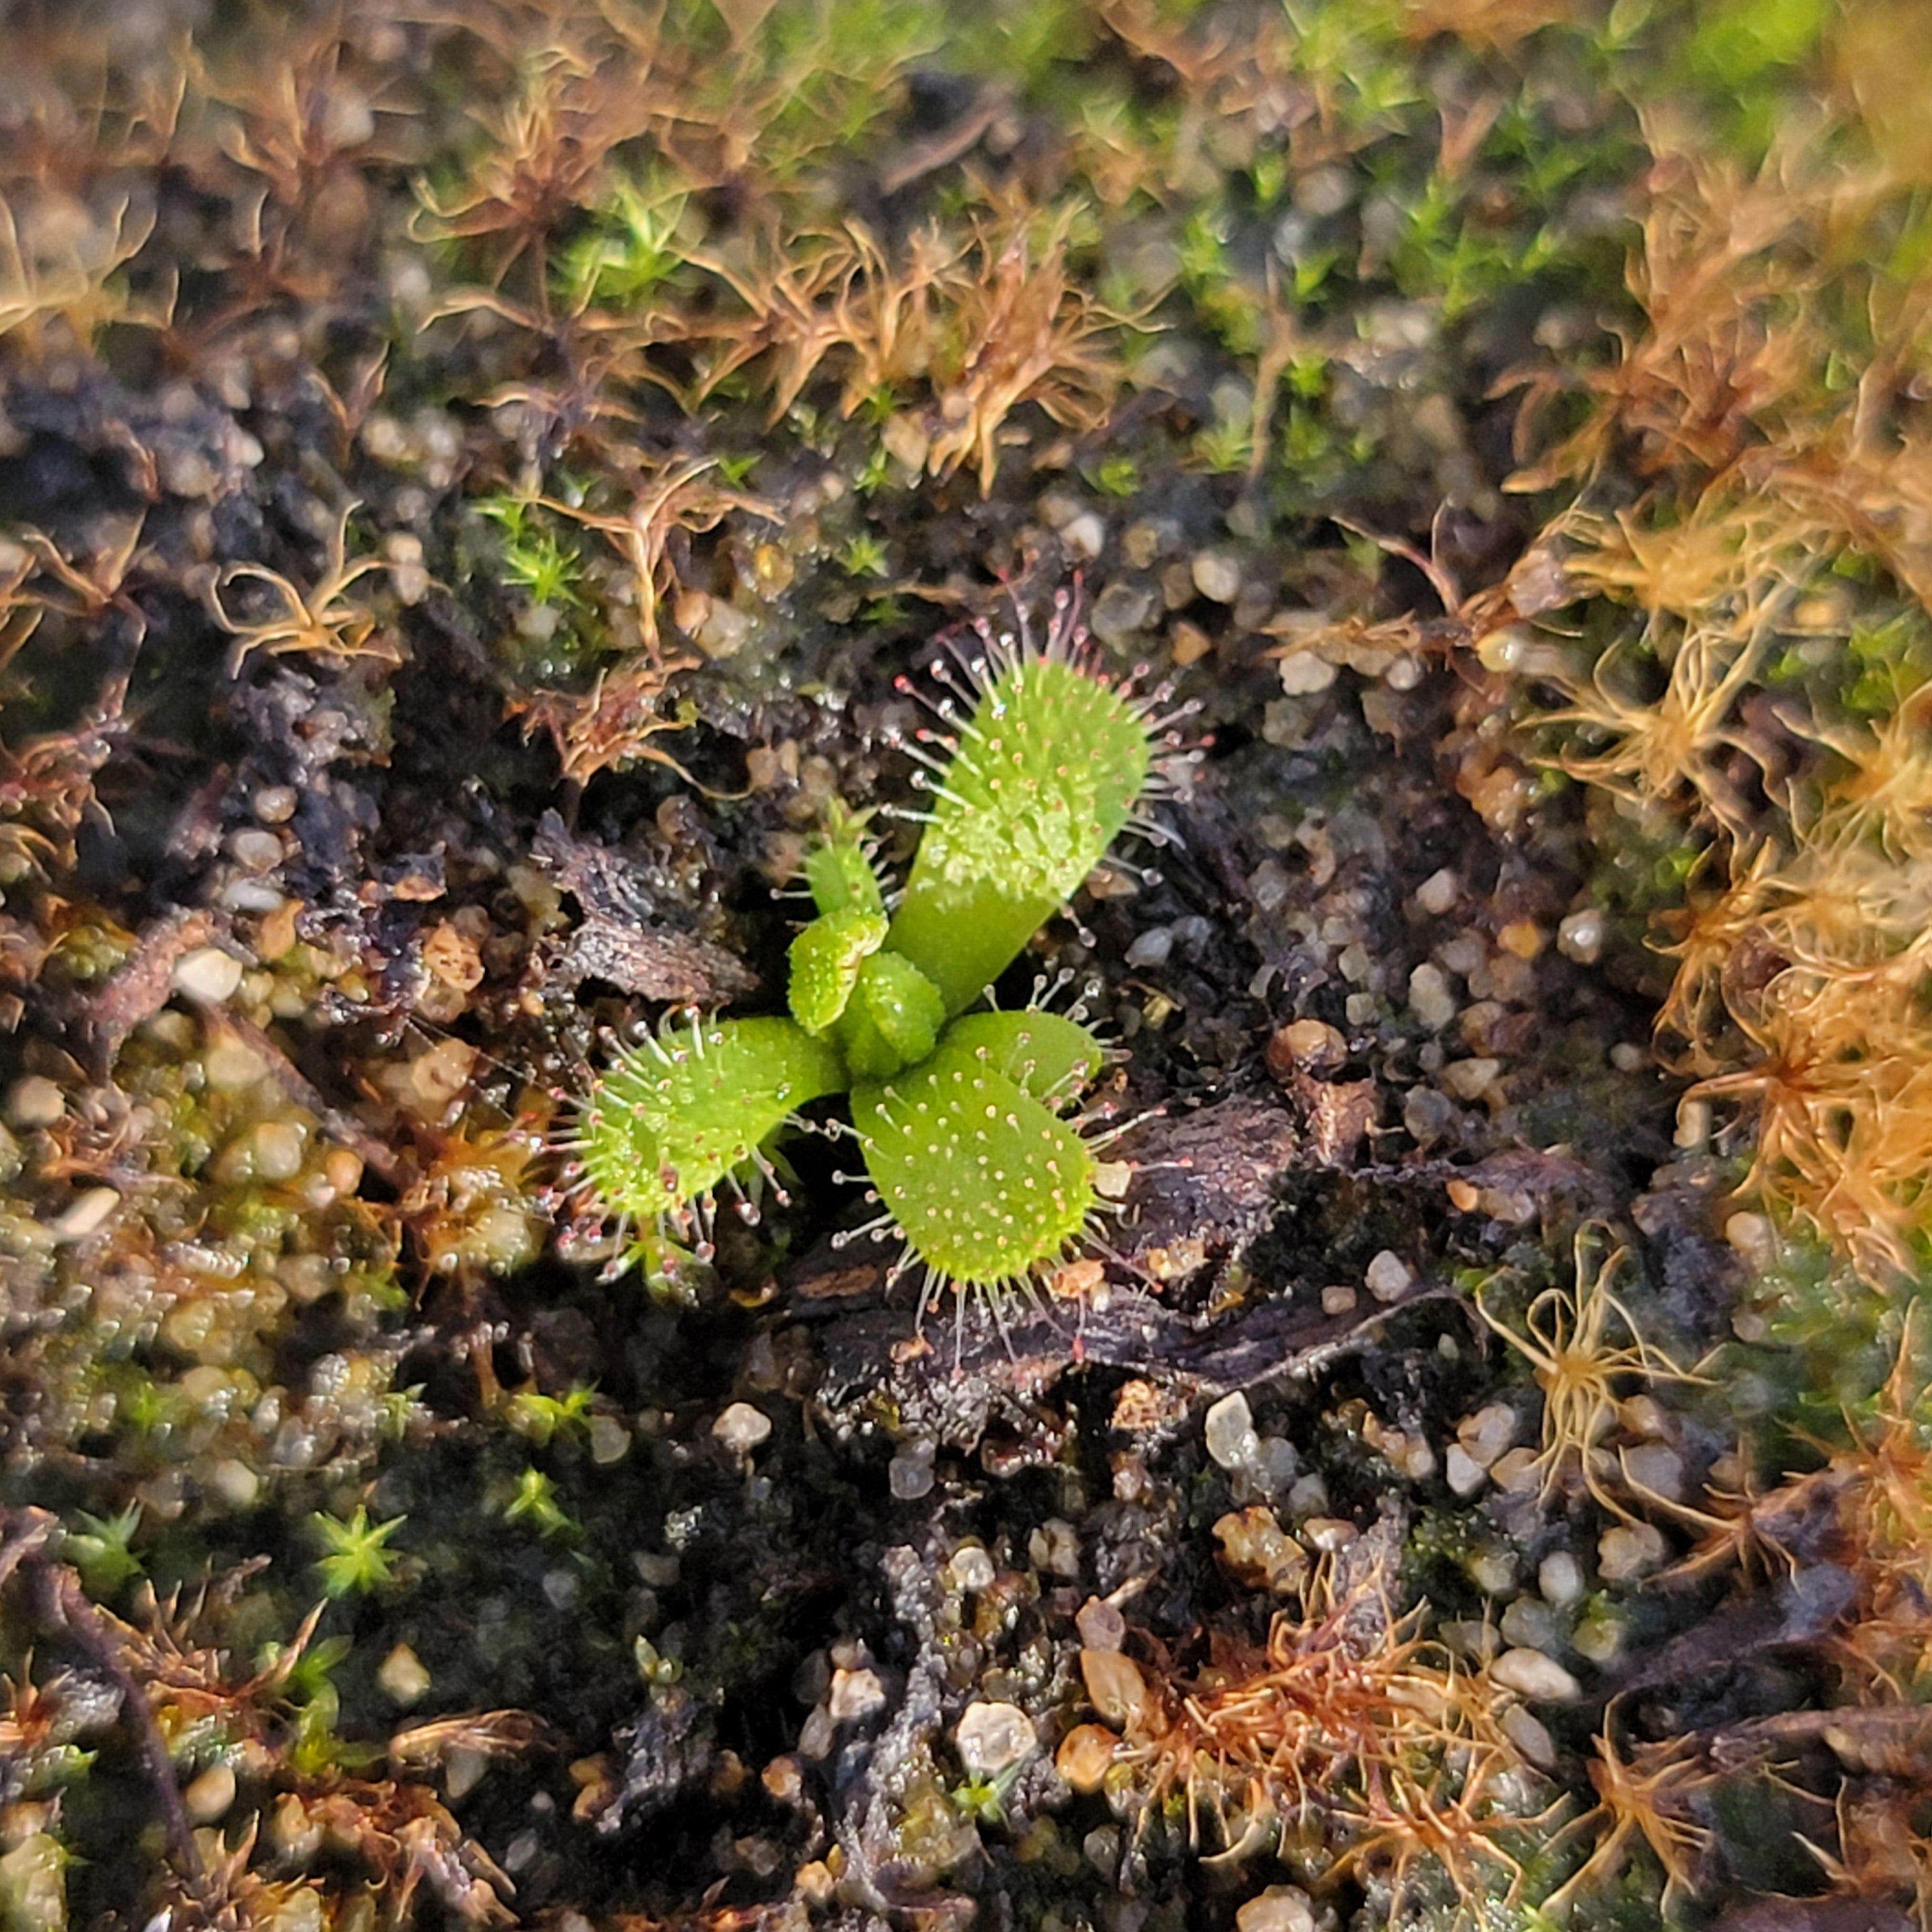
(1267, 1018, 1345, 1080)
(1062, 511, 1105, 560)
(1490, 1446, 1543, 1495)
(5, 1075, 65, 1129)
(158, 445, 220, 498)
(265, 1881, 325, 1932)
(1171, 619, 1212, 665)
(1056, 1723, 1118, 1793)
(252, 1120, 307, 1183)
(1598, 1522, 1667, 1581)
(1571, 1609, 1625, 1664)
(1276, 649, 1337, 695)
(713, 1403, 772, 1454)
(377, 1643, 432, 1707)
(1538, 1551, 1585, 1607)
(828, 1667, 887, 1723)
(272, 1791, 324, 1863)
(1321, 1283, 1357, 1315)
(1623, 1441, 1685, 1501)
(695, 599, 753, 659)
(1191, 551, 1242, 603)
(1084, 1824, 1122, 1880)
(1621, 1394, 1669, 1439)
(1076, 1596, 1125, 1652)
(1444, 1444, 1486, 1497)
(183, 1763, 236, 1824)
(1500, 1703, 1558, 1770)
(1441, 1056, 1500, 1101)
(1437, 932, 1485, 978)
(385, 531, 429, 603)
(52, 1187, 119, 1243)
(949, 1545, 996, 1594)
(1080, 1649, 1149, 1727)
(1089, 579, 1158, 647)
(446, 1747, 488, 1801)
(207, 1458, 260, 1509)
(1286, 1472, 1327, 1517)
(1125, 926, 1173, 969)
(205, 1036, 270, 1092)
(228, 828, 284, 872)
(1466, 1548, 1516, 1595)
(1726, 1211, 1775, 1271)
(1364, 1250, 1412, 1302)
(1413, 867, 1460, 916)
(1408, 961, 1457, 1031)
(1235, 1886, 1315, 1932)
(797, 1706, 835, 1760)
(790, 1649, 828, 1703)
(172, 946, 245, 1005)
(1497, 920, 1543, 960)
(1213, 1506, 1308, 1593)
(888, 1446, 934, 1500)
(1456, 1403, 1517, 1470)
(1302, 1516, 1357, 1553)
(1256, 1435, 1300, 1492)
(1557, 907, 1605, 963)
(1204, 1392, 1260, 1472)
(1500, 1597, 1558, 1652)
(1030, 1518, 1080, 1578)
(956, 1703, 1036, 1778)
(881, 413, 927, 471)
(1490, 1647, 1579, 1702)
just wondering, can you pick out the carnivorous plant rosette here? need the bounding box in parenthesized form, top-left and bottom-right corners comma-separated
(566, 589, 1198, 1321)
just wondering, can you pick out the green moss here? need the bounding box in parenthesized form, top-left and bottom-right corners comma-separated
(310, 1503, 408, 1599)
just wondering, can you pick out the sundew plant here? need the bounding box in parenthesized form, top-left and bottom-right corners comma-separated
(568, 591, 1195, 1321)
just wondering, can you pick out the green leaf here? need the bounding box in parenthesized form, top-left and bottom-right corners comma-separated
(575, 1016, 848, 1231)
(852, 1031, 1096, 1291)
(888, 652, 1153, 1013)
(939, 1009, 1105, 1105)
(803, 805, 887, 918)
(788, 907, 889, 1035)
(840, 950, 947, 1080)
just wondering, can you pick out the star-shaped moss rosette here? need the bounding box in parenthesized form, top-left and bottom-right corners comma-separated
(567, 590, 1197, 1317)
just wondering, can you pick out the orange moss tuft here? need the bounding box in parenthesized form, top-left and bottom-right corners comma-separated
(1062, 1526, 1542, 1916)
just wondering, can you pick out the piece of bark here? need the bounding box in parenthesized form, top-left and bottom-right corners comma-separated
(532, 808, 755, 1003)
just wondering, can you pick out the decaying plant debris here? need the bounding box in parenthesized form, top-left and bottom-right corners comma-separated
(4, 1, 1932, 1928)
